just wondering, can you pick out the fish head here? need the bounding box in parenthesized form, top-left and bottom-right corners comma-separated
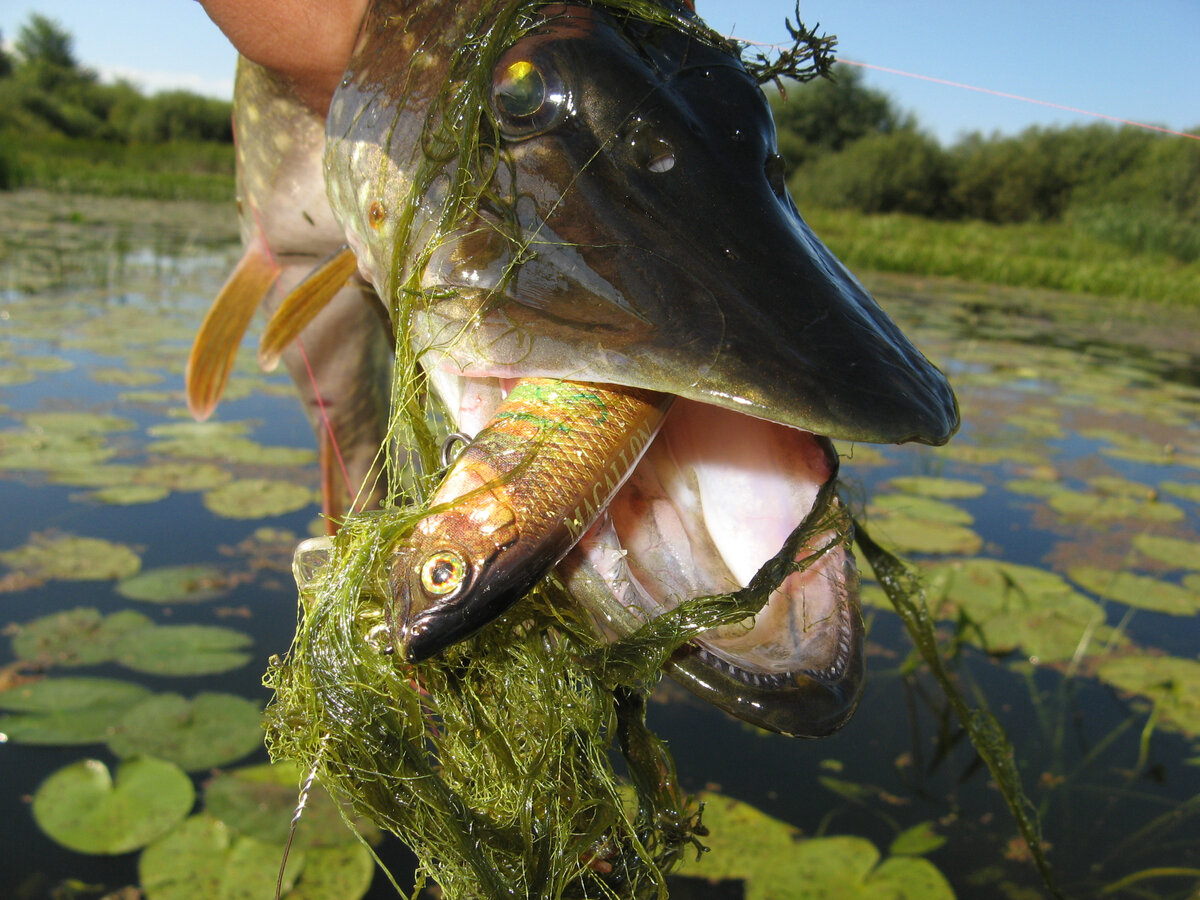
(387, 457, 556, 662)
(325, 0, 960, 736)
(328, 1, 957, 445)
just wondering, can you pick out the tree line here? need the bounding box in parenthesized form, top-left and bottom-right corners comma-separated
(3, 13, 1197, 266)
(0, 14, 232, 145)
(772, 67, 1200, 262)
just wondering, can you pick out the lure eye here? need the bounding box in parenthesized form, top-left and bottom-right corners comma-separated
(419, 550, 469, 599)
(490, 56, 567, 138)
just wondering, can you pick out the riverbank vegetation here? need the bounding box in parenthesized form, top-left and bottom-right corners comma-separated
(2, 15, 1197, 304)
(0, 15, 233, 200)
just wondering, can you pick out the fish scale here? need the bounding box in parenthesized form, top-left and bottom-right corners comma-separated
(460, 379, 667, 538)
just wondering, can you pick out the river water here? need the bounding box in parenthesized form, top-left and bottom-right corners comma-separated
(1, 192, 1198, 899)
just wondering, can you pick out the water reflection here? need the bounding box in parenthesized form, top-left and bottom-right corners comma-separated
(1, 199, 1198, 898)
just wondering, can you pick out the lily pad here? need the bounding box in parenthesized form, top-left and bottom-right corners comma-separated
(203, 762, 366, 849)
(116, 564, 231, 604)
(887, 476, 986, 499)
(0, 676, 151, 745)
(50, 463, 141, 488)
(1068, 567, 1200, 616)
(111, 624, 254, 676)
(137, 815, 306, 900)
(12, 607, 154, 666)
(150, 436, 315, 467)
(0, 533, 141, 581)
(869, 494, 974, 525)
(146, 420, 253, 441)
(203, 479, 315, 519)
(90, 484, 172, 505)
(285, 844, 375, 900)
(134, 462, 232, 492)
(865, 515, 983, 556)
(1045, 489, 1183, 523)
(1097, 656, 1200, 739)
(672, 792, 954, 900)
(24, 411, 136, 435)
(888, 821, 948, 857)
(0, 429, 116, 472)
(32, 757, 194, 855)
(1160, 480, 1200, 504)
(922, 559, 1117, 662)
(107, 691, 264, 772)
(1132, 534, 1200, 571)
(90, 367, 164, 386)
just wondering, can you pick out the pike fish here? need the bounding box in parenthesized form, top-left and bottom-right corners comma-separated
(236, 0, 959, 736)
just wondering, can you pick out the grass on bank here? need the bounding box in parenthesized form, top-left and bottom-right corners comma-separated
(1, 133, 1195, 307)
(0, 132, 234, 202)
(805, 206, 1200, 308)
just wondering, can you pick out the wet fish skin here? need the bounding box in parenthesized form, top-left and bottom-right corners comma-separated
(391, 378, 670, 661)
(188, 59, 393, 526)
(326, 1, 958, 447)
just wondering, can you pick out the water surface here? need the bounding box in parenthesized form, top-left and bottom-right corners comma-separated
(1, 193, 1198, 899)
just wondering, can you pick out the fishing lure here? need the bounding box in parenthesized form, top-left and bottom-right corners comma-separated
(389, 377, 671, 661)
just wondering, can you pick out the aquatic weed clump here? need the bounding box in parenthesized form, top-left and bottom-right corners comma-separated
(263, 509, 708, 899)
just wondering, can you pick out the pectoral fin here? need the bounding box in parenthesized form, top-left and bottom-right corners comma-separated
(258, 245, 359, 372)
(186, 239, 279, 421)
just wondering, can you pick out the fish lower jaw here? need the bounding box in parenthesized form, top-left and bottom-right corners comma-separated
(438, 372, 864, 732)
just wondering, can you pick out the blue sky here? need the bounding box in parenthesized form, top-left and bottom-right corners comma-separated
(2, 0, 1197, 145)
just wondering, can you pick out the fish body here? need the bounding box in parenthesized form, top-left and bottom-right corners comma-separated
(188, 58, 392, 527)
(392, 377, 670, 660)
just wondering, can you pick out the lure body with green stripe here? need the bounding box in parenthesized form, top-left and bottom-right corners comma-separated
(391, 378, 670, 662)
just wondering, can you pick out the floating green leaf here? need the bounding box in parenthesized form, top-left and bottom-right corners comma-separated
(150, 436, 315, 467)
(116, 564, 231, 604)
(0, 533, 141, 581)
(865, 514, 983, 556)
(923, 558, 1116, 661)
(203, 479, 315, 519)
(32, 757, 194, 855)
(1160, 481, 1200, 504)
(0, 676, 151, 745)
(1068, 567, 1200, 616)
(672, 792, 954, 900)
(24, 411, 136, 435)
(284, 844, 375, 900)
(1097, 656, 1200, 739)
(1046, 489, 1183, 523)
(111, 624, 254, 676)
(889, 821, 948, 857)
(90, 367, 164, 386)
(12, 607, 154, 666)
(888, 476, 986, 499)
(138, 814, 302, 900)
(107, 692, 264, 772)
(1133, 534, 1200, 571)
(90, 484, 172, 505)
(134, 462, 232, 492)
(870, 493, 974, 525)
(203, 762, 367, 849)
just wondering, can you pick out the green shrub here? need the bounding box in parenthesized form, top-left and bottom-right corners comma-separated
(790, 129, 954, 218)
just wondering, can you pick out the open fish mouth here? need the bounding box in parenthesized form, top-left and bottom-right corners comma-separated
(432, 372, 863, 738)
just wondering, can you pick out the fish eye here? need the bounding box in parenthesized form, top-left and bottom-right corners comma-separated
(418, 550, 469, 598)
(490, 56, 567, 138)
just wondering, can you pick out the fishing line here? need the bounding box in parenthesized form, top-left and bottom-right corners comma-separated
(294, 335, 355, 499)
(733, 36, 1198, 141)
(835, 57, 1200, 141)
